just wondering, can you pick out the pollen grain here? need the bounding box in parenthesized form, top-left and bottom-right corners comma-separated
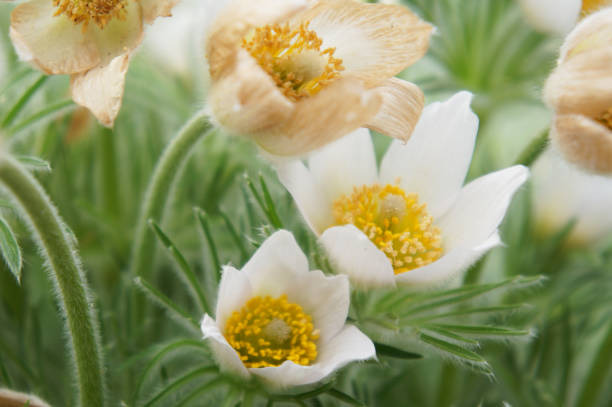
(333, 184, 443, 274)
(242, 22, 344, 102)
(53, 0, 128, 30)
(224, 295, 319, 368)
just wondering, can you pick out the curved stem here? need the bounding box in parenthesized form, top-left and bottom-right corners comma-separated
(130, 111, 212, 277)
(0, 153, 105, 407)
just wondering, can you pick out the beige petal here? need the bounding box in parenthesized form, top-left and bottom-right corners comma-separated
(560, 6, 612, 62)
(365, 77, 423, 141)
(207, 50, 294, 136)
(252, 76, 383, 156)
(206, 0, 310, 79)
(140, 0, 179, 24)
(10, 0, 99, 74)
(70, 54, 130, 127)
(89, 0, 144, 67)
(551, 114, 612, 174)
(545, 48, 612, 118)
(0, 389, 50, 407)
(300, 0, 433, 87)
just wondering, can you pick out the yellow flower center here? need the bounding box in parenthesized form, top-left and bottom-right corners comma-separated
(581, 0, 612, 15)
(224, 295, 319, 368)
(53, 0, 128, 29)
(597, 107, 612, 130)
(242, 22, 344, 102)
(333, 184, 443, 274)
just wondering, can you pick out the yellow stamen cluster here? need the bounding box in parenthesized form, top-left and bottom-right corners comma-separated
(333, 184, 443, 274)
(53, 0, 128, 30)
(597, 107, 612, 130)
(224, 295, 319, 368)
(581, 0, 612, 15)
(242, 22, 344, 102)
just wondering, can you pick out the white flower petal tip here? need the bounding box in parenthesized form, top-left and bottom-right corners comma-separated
(202, 230, 374, 388)
(320, 225, 396, 289)
(517, 0, 581, 35)
(70, 54, 130, 127)
(0, 389, 50, 407)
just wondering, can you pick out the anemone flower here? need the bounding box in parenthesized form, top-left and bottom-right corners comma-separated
(277, 92, 529, 288)
(518, 0, 611, 34)
(9, 0, 178, 126)
(201, 230, 375, 388)
(205, 0, 432, 156)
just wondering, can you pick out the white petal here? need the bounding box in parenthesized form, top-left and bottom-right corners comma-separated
(438, 166, 529, 250)
(200, 315, 250, 379)
(286, 270, 350, 343)
(215, 266, 252, 330)
(320, 225, 396, 289)
(517, 0, 581, 35)
(70, 53, 129, 127)
(276, 160, 334, 235)
(315, 324, 375, 377)
(242, 230, 309, 297)
(308, 128, 378, 205)
(251, 325, 375, 388)
(380, 92, 478, 218)
(395, 233, 502, 286)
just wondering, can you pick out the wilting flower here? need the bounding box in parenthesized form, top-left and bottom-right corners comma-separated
(532, 148, 612, 246)
(201, 230, 375, 388)
(277, 92, 529, 288)
(205, 0, 432, 156)
(544, 7, 612, 174)
(518, 0, 611, 34)
(9, 0, 178, 126)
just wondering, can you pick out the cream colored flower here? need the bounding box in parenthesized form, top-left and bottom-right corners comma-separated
(201, 230, 375, 388)
(544, 7, 612, 174)
(205, 0, 432, 156)
(9, 0, 178, 126)
(518, 0, 611, 34)
(533, 147, 612, 246)
(277, 93, 529, 288)
(0, 388, 50, 407)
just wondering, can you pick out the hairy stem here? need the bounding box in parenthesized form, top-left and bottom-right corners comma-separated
(130, 111, 212, 277)
(0, 153, 105, 407)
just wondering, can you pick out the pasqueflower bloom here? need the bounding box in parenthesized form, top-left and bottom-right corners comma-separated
(205, 0, 432, 156)
(277, 92, 529, 288)
(532, 148, 612, 246)
(544, 7, 612, 174)
(518, 0, 611, 34)
(201, 230, 375, 388)
(9, 0, 178, 126)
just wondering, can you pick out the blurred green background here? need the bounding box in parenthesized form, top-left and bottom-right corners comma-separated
(0, 0, 611, 406)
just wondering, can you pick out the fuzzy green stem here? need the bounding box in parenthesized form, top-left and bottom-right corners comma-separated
(130, 111, 212, 277)
(576, 322, 612, 407)
(0, 153, 105, 407)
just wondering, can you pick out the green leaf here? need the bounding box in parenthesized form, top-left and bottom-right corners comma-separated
(259, 174, 283, 229)
(422, 327, 479, 346)
(374, 342, 423, 359)
(149, 219, 211, 315)
(431, 324, 530, 337)
(142, 366, 217, 407)
(419, 333, 488, 364)
(133, 276, 199, 332)
(16, 155, 51, 172)
(0, 199, 13, 209)
(9, 99, 75, 135)
(194, 208, 222, 284)
(0, 216, 22, 284)
(325, 389, 366, 406)
(1, 74, 48, 129)
(513, 129, 549, 167)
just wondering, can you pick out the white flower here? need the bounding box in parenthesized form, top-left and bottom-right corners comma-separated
(201, 230, 375, 389)
(517, 0, 612, 35)
(277, 92, 529, 288)
(532, 147, 612, 245)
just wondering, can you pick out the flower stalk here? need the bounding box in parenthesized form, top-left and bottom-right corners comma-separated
(0, 153, 105, 407)
(130, 111, 212, 278)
